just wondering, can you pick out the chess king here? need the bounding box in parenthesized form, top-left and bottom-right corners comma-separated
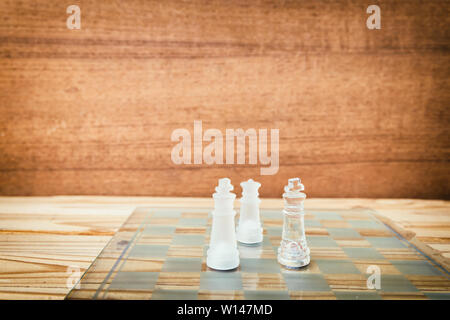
(206, 178, 240, 270)
(277, 178, 311, 268)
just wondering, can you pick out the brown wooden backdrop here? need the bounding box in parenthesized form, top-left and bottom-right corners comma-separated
(0, 0, 449, 198)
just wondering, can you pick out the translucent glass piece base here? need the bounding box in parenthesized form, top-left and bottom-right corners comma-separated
(206, 249, 240, 271)
(277, 237, 310, 268)
(277, 251, 310, 268)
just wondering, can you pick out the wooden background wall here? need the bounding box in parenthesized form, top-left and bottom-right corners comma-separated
(0, 0, 449, 199)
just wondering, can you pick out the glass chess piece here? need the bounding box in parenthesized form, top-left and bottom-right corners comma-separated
(277, 177, 310, 268)
(206, 178, 240, 270)
(236, 179, 263, 245)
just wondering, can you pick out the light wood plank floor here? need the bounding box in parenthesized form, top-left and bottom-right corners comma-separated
(0, 197, 448, 299)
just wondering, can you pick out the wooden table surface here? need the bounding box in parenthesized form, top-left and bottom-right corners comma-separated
(0, 196, 448, 300)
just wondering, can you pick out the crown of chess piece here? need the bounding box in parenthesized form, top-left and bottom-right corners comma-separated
(277, 177, 310, 268)
(206, 178, 240, 270)
(236, 179, 263, 245)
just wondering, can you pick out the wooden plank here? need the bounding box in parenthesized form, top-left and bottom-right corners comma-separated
(0, 199, 132, 300)
(0, 0, 449, 198)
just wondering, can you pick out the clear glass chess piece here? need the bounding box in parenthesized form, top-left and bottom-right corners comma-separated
(277, 178, 310, 268)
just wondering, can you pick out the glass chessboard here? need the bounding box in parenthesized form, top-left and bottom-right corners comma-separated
(66, 207, 450, 300)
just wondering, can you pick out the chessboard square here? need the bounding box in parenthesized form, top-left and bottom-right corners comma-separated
(283, 273, 330, 292)
(405, 275, 450, 292)
(353, 261, 401, 275)
(311, 247, 348, 260)
(325, 274, 369, 291)
(168, 245, 203, 258)
(266, 227, 282, 236)
(179, 218, 208, 226)
(242, 273, 287, 291)
(269, 236, 281, 247)
(343, 247, 385, 260)
(120, 258, 164, 272)
(109, 272, 158, 290)
(138, 234, 173, 246)
(316, 259, 361, 274)
(306, 227, 329, 236)
(378, 248, 422, 261)
(305, 220, 322, 228)
(366, 237, 407, 249)
(128, 245, 169, 258)
(156, 272, 200, 290)
(238, 244, 265, 259)
(261, 211, 282, 219)
(349, 220, 384, 230)
(334, 291, 382, 300)
(261, 236, 273, 247)
(320, 220, 351, 228)
(152, 211, 182, 218)
(328, 228, 362, 239)
(172, 234, 205, 246)
(391, 260, 443, 276)
(335, 239, 372, 248)
(200, 272, 243, 290)
(244, 290, 290, 300)
(198, 290, 244, 300)
(175, 226, 206, 235)
(380, 292, 427, 300)
(240, 258, 281, 273)
(262, 219, 283, 228)
(151, 289, 198, 300)
(307, 236, 339, 248)
(181, 211, 209, 219)
(424, 292, 450, 300)
(105, 291, 153, 300)
(289, 291, 336, 300)
(380, 275, 418, 292)
(313, 212, 343, 220)
(143, 225, 176, 235)
(162, 257, 202, 272)
(147, 218, 179, 226)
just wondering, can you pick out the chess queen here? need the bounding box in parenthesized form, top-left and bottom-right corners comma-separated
(277, 178, 310, 268)
(236, 179, 263, 245)
(206, 178, 240, 270)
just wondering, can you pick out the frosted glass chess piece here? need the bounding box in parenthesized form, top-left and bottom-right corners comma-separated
(277, 178, 310, 268)
(206, 178, 240, 270)
(236, 179, 263, 245)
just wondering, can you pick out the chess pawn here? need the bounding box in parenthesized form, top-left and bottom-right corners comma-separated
(236, 179, 263, 245)
(206, 178, 240, 270)
(277, 178, 310, 268)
